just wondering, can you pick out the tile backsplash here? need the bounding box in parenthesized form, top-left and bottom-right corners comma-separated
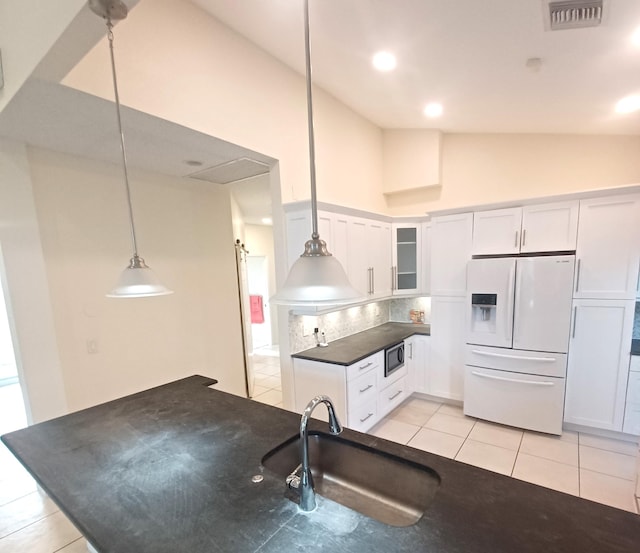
(289, 297, 431, 353)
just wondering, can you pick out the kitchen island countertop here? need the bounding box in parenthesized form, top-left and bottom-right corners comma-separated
(292, 321, 430, 365)
(2, 375, 639, 553)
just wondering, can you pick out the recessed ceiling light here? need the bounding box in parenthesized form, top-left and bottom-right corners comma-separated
(615, 95, 640, 114)
(423, 102, 443, 118)
(261, 217, 273, 225)
(372, 51, 396, 72)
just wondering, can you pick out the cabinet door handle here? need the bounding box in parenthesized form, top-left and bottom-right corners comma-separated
(572, 306, 577, 338)
(359, 384, 373, 393)
(575, 259, 581, 293)
(522, 229, 526, 247)
(409, 343, 413, 359)
(359, 362, 373, 371)
(389, 390, 403, 400)
(371, 267, 375, 294)
(359, 412, 374, 423)
(514, 230, 519, 248)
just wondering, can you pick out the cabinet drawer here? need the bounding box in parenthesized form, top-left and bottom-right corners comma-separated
(347, 370, 377, 408)
(346, 351, 383, 381)
(378, 376, 408, 418)
(348, 398, 378, 433)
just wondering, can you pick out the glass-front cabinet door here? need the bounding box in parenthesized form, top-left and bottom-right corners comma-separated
(392, 223, 422, 295)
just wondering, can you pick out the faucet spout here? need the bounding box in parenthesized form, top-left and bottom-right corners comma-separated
(297, 395, 342, 511)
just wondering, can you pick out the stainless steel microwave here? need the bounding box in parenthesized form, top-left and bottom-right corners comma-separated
(385, 342, 404, 378)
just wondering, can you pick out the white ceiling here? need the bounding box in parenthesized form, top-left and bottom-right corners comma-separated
(192, 0, 640, 134)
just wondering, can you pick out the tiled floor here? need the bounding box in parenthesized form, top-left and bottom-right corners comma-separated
(370, 396, 640, 514)
(250, 346, 283, 408)
(2, 374, 639, 552)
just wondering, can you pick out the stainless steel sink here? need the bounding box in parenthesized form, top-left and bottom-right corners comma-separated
(262, 431, 440, 527)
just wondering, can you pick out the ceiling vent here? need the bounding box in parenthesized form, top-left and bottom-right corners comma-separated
(187, 157, 269, 184)
(543, 0, 604, 31)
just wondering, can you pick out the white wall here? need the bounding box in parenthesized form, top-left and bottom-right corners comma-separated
(62, 0, 385, 214)
(386, 134, 640, 215)
(27, 147, 246, 411)
(0, 140, 67, 423)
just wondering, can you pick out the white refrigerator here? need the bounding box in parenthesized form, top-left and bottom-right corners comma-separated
(464, 255, 575, 434)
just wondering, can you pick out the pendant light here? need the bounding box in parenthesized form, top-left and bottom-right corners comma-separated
(271, 0, 362, 306)
(89, 0, 173, 298)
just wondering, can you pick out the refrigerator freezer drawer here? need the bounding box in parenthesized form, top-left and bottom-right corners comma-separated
(465, 344, 567, 378)
(464, 366, 565, 435)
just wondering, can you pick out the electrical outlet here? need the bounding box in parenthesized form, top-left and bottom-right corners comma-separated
(86, 339, 99, 354)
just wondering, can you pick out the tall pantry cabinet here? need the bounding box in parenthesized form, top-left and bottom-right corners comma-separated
(564, 194, 640, 432)
(428, 213, 473, 401)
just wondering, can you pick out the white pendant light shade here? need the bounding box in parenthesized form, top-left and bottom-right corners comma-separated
(89, 0, 173, 299)
(271, 0, 362, 307)
(106, 255, 173, 298)
(271, 240, 362, 306)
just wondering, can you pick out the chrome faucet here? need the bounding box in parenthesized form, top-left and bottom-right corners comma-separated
(286, 395, 342, 511)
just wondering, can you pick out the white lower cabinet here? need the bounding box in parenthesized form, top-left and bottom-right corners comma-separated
(429, 297, 466, 401)
(406, 334, 431, 394)
(564, 299, 635, 431)
(292, 351, 384, 432)
(623, 357, 640, 435)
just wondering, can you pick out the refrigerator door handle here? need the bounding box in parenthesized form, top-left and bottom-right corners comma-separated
(470, 349, 556, 363)
(506, 263, 516, 344)
(471, 370, 556, 387)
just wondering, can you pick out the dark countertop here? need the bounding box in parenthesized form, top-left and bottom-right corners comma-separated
(2, 375, 639, 553)
(632, 339, 639, 356)
(292, 322, 431, 365)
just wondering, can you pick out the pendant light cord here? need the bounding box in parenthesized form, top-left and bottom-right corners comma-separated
(303, 0, 319, 240)
(107, 20, 139, 258)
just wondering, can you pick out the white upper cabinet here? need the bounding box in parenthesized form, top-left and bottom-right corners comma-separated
(472, 207, 522, 255)
(574, 194, 640, 300)
(472, 201, 579, 256)
(392, 223, 422, 296)
(421, 222, 432, 295)
(431, 213, 473, 297)
(520, 201, 578, 253)
(347, 217, 369, 297)
(369, 220, 392, 298)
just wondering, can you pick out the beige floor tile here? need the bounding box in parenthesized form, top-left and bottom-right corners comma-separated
(402, 397, 442, 414)
(370, 419, 421, 445)
(513, 453, 579, 496)
(252, 384, 270, 397)
(259, 375, 282, 390)
(558, 430, 579, 444)
(580, 469, 638, 513)
(520, 432, 579, 466)
(407, 428, 465, 459)
(388, 400, 439, 426)
(455, 440, 517, 476)
(253, 372, 271, 382)
(253, 389, 283, 406)
(0, 491, 59, 539)
(467, 421, 523, 451)
(57, 538, 92, 552)
(436, 403, 465, 418)
(261, 365, 282, 377)
(579, 434, 638, 456)
(579, 446, 637, 480)
(0, 511, 81, 553)
(424, 413, 476, 438)
(0, 471, 37, 507)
